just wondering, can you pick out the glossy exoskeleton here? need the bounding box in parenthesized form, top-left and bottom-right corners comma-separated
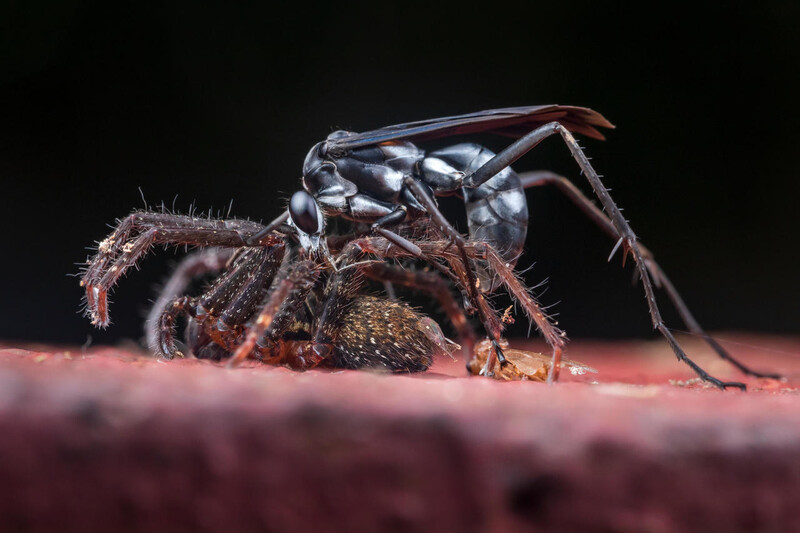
(254, 106, 612, 288)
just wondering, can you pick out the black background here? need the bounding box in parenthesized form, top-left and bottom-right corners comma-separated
(2, 1, 799, 346)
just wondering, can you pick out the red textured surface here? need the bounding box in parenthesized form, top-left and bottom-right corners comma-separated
(0, 335, 798, 532)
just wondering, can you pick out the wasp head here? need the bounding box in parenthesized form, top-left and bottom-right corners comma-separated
(288, 190, 325, 253)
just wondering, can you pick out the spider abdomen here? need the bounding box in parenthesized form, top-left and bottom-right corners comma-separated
(327, 295, 438, 372)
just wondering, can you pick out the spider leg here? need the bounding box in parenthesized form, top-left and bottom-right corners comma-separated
(464, 240, 567, 383)
(402, 177, 507, 376)
(145, 248, 235, 356)
(152, 245, 287, 359)
(351, 234, 564, 379)
(518, 170, 780, 380)
(154, 295, 198, 359)
(228, 259, 321, 368)
(464, 123, 747, 390)
(82, 212, 273, 327)
(84, 212, 263, 286)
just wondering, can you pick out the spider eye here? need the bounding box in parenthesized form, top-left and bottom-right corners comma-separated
(289, 191, 322, 235)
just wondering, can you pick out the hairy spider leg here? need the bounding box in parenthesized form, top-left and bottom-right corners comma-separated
(227, 259, 321, 368)
(154, 245, 286, 359)
(82, 211, 269, 327)
(84, 212, 262, 287)
(401, 177, 508, 376)
(145, 248, 235, 356)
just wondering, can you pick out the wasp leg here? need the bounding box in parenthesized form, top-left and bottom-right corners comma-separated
(464, 122, 746, 390)
(245, 211, 290, 246)
(382, 280, 397, 300)
(145, 248, 235, 357)
(369, 209, 467, 288)
(518, 170, 780, 380)
(381, 178, 507, 376)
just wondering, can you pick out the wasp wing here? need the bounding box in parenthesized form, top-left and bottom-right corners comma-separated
(328, 105, 614, 151)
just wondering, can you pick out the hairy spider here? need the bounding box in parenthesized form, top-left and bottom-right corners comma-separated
(149, 242, 461, 372)
(81, 197, 470, 372)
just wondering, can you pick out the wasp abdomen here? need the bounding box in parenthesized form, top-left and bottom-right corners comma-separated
(422, 143, 528, 290)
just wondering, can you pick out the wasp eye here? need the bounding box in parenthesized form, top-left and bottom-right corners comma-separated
(289, 191, 322, 235)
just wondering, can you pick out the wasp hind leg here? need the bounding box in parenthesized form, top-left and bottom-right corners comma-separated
(517, 170, 780, 381)
(463, 122, 746, 389)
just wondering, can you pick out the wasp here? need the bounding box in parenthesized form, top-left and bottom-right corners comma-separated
(81, 105, 778, 388)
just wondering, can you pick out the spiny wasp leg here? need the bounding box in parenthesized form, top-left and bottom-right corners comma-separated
(518, 170, 780, 381)
(465, 121, 748, 388)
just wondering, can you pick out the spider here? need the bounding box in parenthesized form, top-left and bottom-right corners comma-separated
(159, 242, 463, 372)
(81, 199, 471, 372)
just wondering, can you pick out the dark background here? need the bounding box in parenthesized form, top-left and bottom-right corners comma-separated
(2, 1, 799, 347)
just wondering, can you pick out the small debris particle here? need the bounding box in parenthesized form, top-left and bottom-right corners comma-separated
(501, 305, 515, 324)
(98, 238, 114, 253)
(668, 378, 714, 389)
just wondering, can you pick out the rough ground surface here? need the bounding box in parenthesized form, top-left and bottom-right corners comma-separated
(0, 335, 798, 532)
